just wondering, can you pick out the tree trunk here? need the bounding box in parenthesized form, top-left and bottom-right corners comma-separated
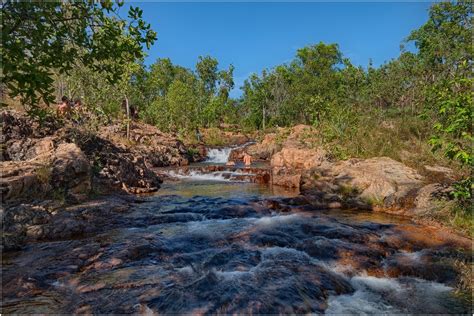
(125, 96, 130, 140)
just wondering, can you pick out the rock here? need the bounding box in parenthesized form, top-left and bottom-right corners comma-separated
(301, 157, 425, 213)
(2, 111, 195, 197)
(273, 170, 301, 188)
(414, 183, 452, 213)
(329, 157, 423, 203)
(1, 203, 52, 250)
(51, 143, 91, 201)
(243, 134, 281, 160)
(1, 142, 91, 203)
(423, 165, 456, 183)
(0, 161, 51, 203)
(271, 147, 328, 189)
(271, 147, 328, 170)
(98, 122, 191, 167)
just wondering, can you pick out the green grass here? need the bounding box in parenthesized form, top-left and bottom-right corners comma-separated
(35, 164, 52, 184)
(420, 200, 474, 238)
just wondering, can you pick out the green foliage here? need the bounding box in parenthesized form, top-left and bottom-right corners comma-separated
(137, 56, 235, 132)
(238, 1, 472, 208)
(409, 1, 473, 200)
(429, 76, 473, 167)
(2, 1, 156, 109)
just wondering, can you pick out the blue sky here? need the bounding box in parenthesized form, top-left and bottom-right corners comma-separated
(125, 2, 433, 97)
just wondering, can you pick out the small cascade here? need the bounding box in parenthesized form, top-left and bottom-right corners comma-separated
(205, 142, 255, 163)
(206, 147, 233, 163)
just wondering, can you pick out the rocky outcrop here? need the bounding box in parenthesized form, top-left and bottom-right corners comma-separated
(241, 125, 457, 217)
(1, 111, 192, 197)
(1, 142, 91, 203)
(0, 111, 198, 250)
(300, 157, 427, 214)
(99, 122, 191, 167)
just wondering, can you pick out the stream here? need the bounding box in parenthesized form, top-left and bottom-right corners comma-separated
(1, 149, 472, 314)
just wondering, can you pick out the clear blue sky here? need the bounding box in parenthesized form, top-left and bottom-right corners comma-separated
(126, 2, 434, 97)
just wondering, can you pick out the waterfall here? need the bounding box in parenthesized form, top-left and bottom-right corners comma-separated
(206, 147, 233, 163)
(205, 142, 255, 163)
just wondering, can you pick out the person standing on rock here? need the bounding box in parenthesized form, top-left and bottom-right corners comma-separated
(195, 128, 202, 143)
(243, 153, 252, 167)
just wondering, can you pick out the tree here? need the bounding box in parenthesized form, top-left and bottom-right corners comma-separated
(196, 55, 219, 95)
(408, 1, 473, 200)
(166, 80, 199, 130)
(1, 1, 157, 111)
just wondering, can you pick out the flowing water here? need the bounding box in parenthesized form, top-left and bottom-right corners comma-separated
(2, 164, 472, 314)
(205, 142, 254, 164)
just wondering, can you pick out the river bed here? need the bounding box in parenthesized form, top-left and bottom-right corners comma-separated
(1, 172, 472, 314)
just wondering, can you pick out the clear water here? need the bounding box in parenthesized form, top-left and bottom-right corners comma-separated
(2, 173, 471, 314)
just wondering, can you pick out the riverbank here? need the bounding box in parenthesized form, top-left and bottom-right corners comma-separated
(1, 110, 201, 250)
(229, 125, 473, 237)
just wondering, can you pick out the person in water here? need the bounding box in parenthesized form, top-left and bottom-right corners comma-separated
(243, 153, 252, 167)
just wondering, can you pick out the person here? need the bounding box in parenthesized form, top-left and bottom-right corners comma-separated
(243, 153, 252, 167)
(195, 128, 202, 143)
(57, 96, 70, 116)
(226, 160, 236, 166)
(73, 98, 82, 110)
(71, 98, 84, 124)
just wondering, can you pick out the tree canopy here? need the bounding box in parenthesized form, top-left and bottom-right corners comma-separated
(1, 0, 156, 108)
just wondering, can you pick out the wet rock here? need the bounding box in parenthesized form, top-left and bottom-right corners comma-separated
(1, 203, 52, 250)
(384, 251, 458, 285)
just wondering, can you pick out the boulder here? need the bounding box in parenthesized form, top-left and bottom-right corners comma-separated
(329, 157, 423, 202)
(423, 165, 456, 183)
(51, 143, 91, 201)
(271, 147, 328, 170)
(245, 134, 281, 160)
(301, 157, 425, 213)
(1, 143, 91, 203)
(0, 161, 51, 203)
